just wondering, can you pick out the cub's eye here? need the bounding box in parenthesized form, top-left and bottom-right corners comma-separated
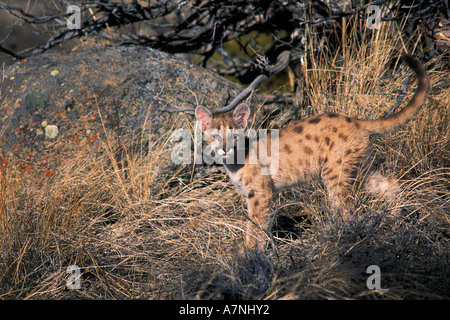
(228, 132, 242, 140)
(212, 133, 222, 140)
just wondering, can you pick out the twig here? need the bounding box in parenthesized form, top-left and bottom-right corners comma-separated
(153, 96, 195, 115)
(296, 0, 390, 26)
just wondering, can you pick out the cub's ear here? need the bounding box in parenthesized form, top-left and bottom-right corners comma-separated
(232, 103, 251, 129)
(195, 105, 213, 132)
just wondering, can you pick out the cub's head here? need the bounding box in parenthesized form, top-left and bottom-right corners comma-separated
(195, 103, 250, 163)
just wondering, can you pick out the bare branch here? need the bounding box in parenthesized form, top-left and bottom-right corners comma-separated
(212, 51, 291, 114)
(295, 0, 390, 26)
(0, 2, 67, 24)
(0, 44, 25, 60)
(0, 0, 182, 59)
(156, 51, 291, 115)
(153, 95, 195, 115)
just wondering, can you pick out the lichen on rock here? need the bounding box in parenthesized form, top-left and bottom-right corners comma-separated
(45, 125, 58, 139)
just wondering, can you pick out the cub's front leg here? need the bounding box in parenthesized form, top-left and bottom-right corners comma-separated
(242, 174, 273, 250)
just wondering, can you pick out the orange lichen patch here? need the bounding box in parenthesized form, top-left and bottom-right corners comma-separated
(17, 163, 34, 172)
(90, 133, 100, 144)
(0, 158, 8, 169)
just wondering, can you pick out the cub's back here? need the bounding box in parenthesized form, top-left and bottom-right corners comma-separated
(268, 113, 370, 190)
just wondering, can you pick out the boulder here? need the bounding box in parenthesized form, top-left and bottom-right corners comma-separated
(0, 46, 244, 180)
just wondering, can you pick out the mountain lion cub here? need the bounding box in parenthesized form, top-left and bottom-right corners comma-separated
(195, 55, 429, 250)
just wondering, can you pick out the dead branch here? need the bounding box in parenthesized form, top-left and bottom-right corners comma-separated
(212, 51, 291, 114)
(154, 50, 291, 115)
(1, 0, 445, 72)
(0, 0, 182, 58)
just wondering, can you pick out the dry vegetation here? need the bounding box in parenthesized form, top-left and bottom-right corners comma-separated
(0, 23, 449, 299)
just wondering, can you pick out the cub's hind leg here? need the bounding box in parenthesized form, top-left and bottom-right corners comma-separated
(321, 164, 354, 220)
(321, 145, 366, 220)
(323, 175, 353, 220)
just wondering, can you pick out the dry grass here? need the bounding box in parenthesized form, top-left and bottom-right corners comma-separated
(0, 22, 449, 299)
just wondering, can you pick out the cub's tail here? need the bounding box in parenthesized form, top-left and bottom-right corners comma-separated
(361, 55, 430, 134)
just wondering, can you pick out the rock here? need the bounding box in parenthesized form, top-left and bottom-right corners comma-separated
(0, 46, 244, 180)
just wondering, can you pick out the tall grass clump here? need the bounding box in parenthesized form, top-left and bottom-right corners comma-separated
(0, 19, 449, 299)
